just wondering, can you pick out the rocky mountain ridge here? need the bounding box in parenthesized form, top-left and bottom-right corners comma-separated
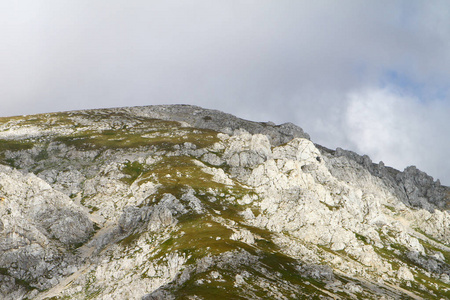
(0, 104, 449, 299)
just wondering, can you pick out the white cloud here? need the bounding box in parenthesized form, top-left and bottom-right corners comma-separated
(343, 88, 450, 184)
(0, 1, 449, 183)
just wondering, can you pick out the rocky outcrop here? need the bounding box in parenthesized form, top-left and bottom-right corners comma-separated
(0, 165, 93, 297)
(325, 147, 449, 211)
(126, 104, 310, 145)
(0, 105, 449, 299)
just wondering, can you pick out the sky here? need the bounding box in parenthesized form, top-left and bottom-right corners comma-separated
(1, 1, 450, 184)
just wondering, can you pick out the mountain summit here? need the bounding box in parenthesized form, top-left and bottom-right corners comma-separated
(0, 105, 449, 299)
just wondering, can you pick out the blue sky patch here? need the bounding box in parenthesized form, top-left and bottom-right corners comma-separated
(380, 69, 449, 103)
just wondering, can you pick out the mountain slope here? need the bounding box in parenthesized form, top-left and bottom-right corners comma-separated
(0, 105, 449, 299)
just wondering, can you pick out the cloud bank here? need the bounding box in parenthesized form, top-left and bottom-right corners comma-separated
(0, 1, 449, 183)
(344, 88, 450, 183)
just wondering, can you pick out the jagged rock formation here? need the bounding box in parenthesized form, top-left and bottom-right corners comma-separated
(0, 104, 449, 299)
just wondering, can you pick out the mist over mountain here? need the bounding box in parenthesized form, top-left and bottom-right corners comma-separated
(0, 105, 449, 299)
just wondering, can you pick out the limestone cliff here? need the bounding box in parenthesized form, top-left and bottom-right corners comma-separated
(0, 105, 449, 299)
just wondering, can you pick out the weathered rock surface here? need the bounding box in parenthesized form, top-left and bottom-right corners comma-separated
(126, 104, 310, 145)
(0, 165, 92, 295)
(0, 105, 449, 299)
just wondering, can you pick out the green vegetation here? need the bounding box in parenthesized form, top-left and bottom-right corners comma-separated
(0, 268, 36, 291)
(123, 156, 248, 206)
(84, 271, 102, 300)
(413, 271, 450, 299)
(419, 238, 450, 263)
(373, 229, 410, 270)
(121, 160, 147, 185)
(0, 110, 220, 162)
(128, 159, 333, 299)
(156, 219, 235, 261)
(354, 233, 369, 244)
(119, 232, 143, 247)
(0, 140, 34, 152)
(116, 145, 332, 298)
(164, 245, 330, 299)
(51, 114, 219, 151)
(322, 202, 341, 211)
(372, 228, 450, 298)
(0, 139, 35, 167)
(414, 227, 450, 261)
(383, 205, 397, 213)
(4, 109, 450, 299)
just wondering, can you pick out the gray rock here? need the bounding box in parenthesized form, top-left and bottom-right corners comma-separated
(406, 251, 450, 275)
(0, 104, 449, 299)
(119, 206, 142, 233)
(200, 152, 224, 166)
(127, 104, 310, 145)
(327, 147, 449, 211)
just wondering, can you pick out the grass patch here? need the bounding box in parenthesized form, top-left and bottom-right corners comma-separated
(152, 216, 236, 261)
(52, 115, 219, 152)
(383, 205, 397, 213)
(119, 232, 143, 247)
(0, 110, 219, 155)
(53, 127, 218, 151)
(418, 238, 450, 263)
(372, 246, 401, 271)
(354, 233, 369, 244)
(133, 156, 248, 200)
(0, 140, 34, 152)
(414, 271, 450, 299)
(164, 247, 330, 299)
(322, 202, 341, 211)
(121, 160, 146, 185)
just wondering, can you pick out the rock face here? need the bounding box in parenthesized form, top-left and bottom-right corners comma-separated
(0, 104, 449, 299)
(126, 104, 310, 145)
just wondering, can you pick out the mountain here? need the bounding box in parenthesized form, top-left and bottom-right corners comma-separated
(0, 104, 449, 299)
